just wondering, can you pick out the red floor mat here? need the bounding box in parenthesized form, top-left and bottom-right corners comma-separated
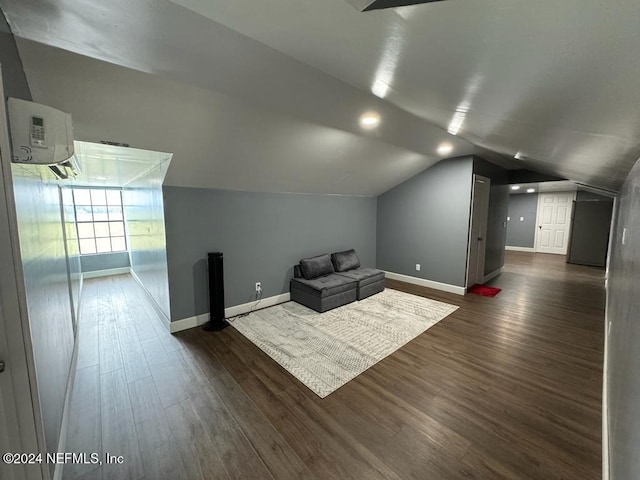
(468, 284, 502, 297)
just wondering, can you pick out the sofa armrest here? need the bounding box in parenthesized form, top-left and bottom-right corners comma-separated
(293, 264, 302, 278)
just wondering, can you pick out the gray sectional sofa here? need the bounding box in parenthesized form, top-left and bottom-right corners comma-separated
(290, 249, 385, 313)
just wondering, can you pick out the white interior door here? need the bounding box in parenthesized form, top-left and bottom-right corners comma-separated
(535, 192, 575, 255)
(466, 175, 491, 288)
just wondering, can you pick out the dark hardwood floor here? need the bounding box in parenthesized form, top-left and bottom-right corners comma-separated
(63, 251, 604, 480)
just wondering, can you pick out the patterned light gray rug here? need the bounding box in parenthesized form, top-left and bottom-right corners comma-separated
(231, 288, 459, 398)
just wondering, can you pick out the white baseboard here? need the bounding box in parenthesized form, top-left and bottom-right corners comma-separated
(225, 292, 291, 318)
(170, 312, 210, 334)
(82, 266, 131, 279)
(505, 246, 535, 252)
(170, 292, 291, 334)
(483, 267, 504, 283)
(384, 271, 466, 296)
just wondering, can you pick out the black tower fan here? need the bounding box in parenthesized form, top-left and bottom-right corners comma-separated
(203, 252, 230, 331)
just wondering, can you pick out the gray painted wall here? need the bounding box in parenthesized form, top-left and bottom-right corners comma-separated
(376, 157, 473, 287)
(567, 191, 613, 267)
(11, 164, 74, 472)
(606, 157, 640, 480)
(80, 252, 130, 273)
(506, 193, 539, 248)
(164, 186, 377, 321)
(473, 157, 509, 275)
(123, 160, 171, 321)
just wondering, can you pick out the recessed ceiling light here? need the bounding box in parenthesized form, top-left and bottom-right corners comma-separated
(514, 151, 524, 160)
(527, 188, 535, 193)
(437, 143, 453, 155)
(511, 185, 521, 191)
(360, 112, 380, 128)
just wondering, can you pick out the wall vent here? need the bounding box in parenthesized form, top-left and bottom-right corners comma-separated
(100, 140, 130, 148)
(345, 0, 445, 12)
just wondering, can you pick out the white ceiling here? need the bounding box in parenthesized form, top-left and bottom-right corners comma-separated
(3, 0, 640, 193)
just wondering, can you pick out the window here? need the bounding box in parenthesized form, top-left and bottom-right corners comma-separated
(73, 189, 127, 255)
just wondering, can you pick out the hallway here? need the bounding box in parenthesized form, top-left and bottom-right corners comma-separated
(64, 251, 604, 479)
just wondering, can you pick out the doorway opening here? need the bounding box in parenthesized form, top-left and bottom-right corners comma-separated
(505, 180, 615, 267)
(70, 141, 173, 320)
(466, 174, 491, 288)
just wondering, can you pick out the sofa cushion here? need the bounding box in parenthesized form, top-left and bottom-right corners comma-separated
(336, 268, 385, 287)
(299, 254, 334, 280)
(331, 249, 361, 272)
(291, 274, 357, 298)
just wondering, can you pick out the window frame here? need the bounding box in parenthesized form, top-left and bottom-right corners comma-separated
(72, 187, 128, 256)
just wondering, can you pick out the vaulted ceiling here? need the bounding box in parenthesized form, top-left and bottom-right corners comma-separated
(2, 0, 640, 194)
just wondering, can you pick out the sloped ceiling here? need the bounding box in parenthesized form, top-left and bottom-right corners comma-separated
(16, 39, 435, 194)
(3, 0, 640, 193)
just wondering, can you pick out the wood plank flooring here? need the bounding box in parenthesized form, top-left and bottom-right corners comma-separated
(63, 251, 604, 480)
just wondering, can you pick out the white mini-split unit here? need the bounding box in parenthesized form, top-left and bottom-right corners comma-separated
(7, 97, 80, 179)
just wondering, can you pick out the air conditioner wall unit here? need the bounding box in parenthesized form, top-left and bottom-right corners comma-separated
(7, 98, 79, 178)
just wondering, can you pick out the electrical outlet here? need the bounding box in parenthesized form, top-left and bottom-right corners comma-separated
(255, 282, 262, 293)
(415, 264, 421, 271)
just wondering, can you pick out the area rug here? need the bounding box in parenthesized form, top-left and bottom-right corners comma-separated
(231, 289, 458, 398)
(468, 284, 502, 297)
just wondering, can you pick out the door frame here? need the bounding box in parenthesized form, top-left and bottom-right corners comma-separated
(533, 191, 577, 254)
(466, 174, 491, 289)
(0, 71, 47, 479)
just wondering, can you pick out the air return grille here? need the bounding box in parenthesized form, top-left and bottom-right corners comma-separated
(345, 0, 445, 12)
